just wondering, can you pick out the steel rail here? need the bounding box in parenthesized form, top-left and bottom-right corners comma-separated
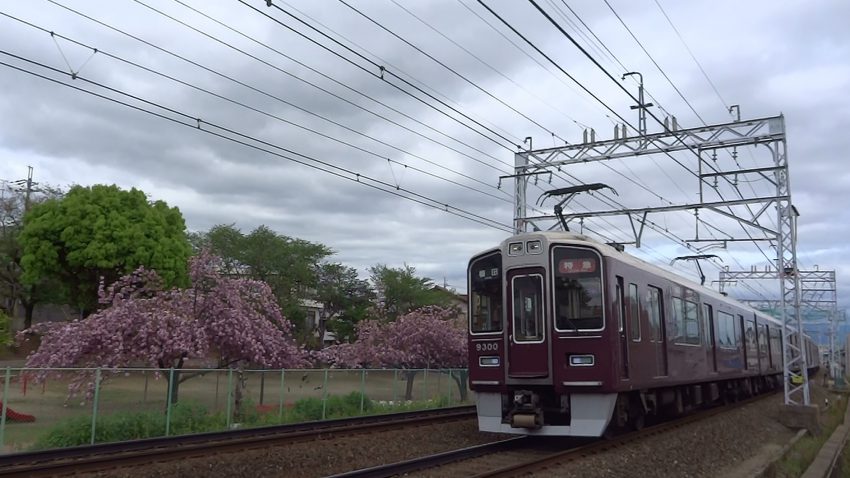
(0, 405, 475, 477)
(332, 391, 778, 478)
(325, 437, 528, 478)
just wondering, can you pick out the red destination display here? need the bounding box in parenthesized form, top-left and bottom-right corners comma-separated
(558, 258, 597, 274)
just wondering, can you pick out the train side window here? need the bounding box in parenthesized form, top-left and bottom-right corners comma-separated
(717, 311, 735, 349)
(647, 286, 663, 342)
(703, 304, 714, 346)
(735, 315, 744, 348)
(672, 297, 700, 345)
(629, 283, 640, 342)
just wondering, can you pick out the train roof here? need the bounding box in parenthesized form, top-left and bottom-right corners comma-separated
(479, 231, 795, 331)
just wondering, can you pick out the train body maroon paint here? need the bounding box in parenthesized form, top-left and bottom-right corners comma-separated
(467, 232, 820, 436)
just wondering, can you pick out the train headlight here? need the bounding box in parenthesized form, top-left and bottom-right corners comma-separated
(479, 356, 500, 367)
(508, 242, 524, 256)
(526, 240, 542, 254)
(569, 354, 595, 366)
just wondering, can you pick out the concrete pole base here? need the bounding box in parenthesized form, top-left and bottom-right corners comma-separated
(779, 404, 821, 436)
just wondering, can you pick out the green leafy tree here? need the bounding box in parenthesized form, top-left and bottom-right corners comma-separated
(0, 182, 64, 328)
(317, 263, 375, 343)
(19, 185, 190, 315)
(202, 224, 333, 331)
(369, 264, 454, 321)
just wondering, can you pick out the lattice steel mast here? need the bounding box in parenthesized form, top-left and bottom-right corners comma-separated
(513, 114, 810, 405)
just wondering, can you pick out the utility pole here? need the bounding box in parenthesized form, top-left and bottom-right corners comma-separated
(12, 165, 37, 212)
(622, 72, 653, 138)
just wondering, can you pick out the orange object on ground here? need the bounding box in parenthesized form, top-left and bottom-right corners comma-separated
(0, 401, 35, 422)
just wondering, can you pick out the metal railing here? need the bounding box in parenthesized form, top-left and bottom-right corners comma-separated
(0, 367, 470, 453)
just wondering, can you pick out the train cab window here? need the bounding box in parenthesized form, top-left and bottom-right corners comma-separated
(629, 283, 640, 341)
(469, 252, 502, 333)
(672, 297, 700, 345)
(512, 274, 544, 342)
(552, 247, 603, 331)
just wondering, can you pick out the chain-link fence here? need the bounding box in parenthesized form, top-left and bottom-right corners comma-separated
(0, 367, 470, 453)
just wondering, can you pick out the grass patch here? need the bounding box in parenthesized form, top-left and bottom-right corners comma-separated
(28, 392, 458, 450)
(775, 393, 848, 477)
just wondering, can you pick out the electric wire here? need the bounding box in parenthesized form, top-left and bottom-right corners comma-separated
(1, 11, 512, 205)
(47, 0, 512, 175)
(652, 0, 729, 112)
(456, 0, 617, 128)
(389, 0, 589, 133)
(602, 0, 706, 125)
(248, 0, 521, 152)
(341, 0, 572, 145)
(133, 0, 515, 172)
(277, 0, 522, 146)
(0, 52, 515, 233)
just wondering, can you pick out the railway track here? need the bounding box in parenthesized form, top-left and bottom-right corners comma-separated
(0, 405, 475, 477)
(333, 392, 778, 478)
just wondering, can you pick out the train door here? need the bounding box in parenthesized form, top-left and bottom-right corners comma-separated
(703, 304, 717, 372)
(648, 286, 668, 376)
(506, 267, 549, 378)
(616, 276, 629, 379)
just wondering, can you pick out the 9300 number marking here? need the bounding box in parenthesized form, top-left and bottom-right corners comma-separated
(475, 342, 499, 352)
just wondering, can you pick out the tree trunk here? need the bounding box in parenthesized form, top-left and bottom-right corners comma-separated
(451, 370, 469, 401)
(23, 300, 35, 330)
(233, 365, 246, 422)
(403, 370, 418, 401)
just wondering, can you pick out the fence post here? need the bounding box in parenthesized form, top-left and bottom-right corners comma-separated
(0, 367, 10, 449)
(225, 368, 233, 429)
(321, 369, 329, 420)
(165, 368, 175, 437)
(90, 368, 102, 445)
(423, 368, 429, 402)
(278, 369, 286, 421)
(392, 369, 398, 404)
(359, 369, 366, 413)
(448, 369, 454, 404)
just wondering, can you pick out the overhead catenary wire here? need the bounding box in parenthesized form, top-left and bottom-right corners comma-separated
(0, 52, 515, 233)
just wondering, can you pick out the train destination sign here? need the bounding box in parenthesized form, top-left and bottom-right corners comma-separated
(558, 258, 597, 274)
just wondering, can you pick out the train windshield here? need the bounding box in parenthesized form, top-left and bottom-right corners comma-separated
(552, 247, 604, 331)
(469, 252, 502, 333)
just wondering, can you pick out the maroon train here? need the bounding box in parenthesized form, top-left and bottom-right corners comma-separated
(467, 232, 819, 436)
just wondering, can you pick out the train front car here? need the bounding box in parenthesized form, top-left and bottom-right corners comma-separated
(468, 232, 617, 436)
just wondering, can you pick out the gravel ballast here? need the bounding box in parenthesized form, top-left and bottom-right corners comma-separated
(89, 380, 837, 477)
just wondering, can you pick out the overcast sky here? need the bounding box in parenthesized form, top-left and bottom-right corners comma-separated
(1, 0, 848, 332)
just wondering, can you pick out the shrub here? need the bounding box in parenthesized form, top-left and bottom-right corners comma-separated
(31, 401, 224, 450)
(288, 392, 372, 421)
